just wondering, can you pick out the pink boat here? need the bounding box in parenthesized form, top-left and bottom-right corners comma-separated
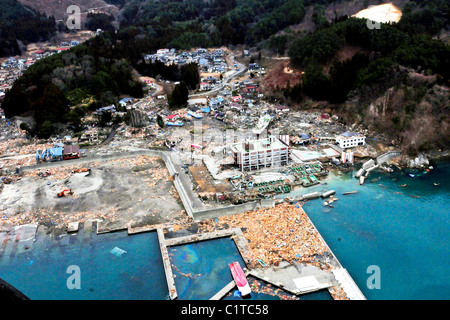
(229, 261, 251, 296)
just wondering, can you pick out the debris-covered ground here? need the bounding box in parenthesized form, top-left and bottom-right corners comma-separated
(0, 156, 187, 231)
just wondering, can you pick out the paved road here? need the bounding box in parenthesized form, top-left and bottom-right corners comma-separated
(0, 153, 34, 161)
(188, 56, 246, 98)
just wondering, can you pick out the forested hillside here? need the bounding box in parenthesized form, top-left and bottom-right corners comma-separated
(0, 0, 56, 56)
(2, 0, 449, 150)
(284, 4, 449, 155)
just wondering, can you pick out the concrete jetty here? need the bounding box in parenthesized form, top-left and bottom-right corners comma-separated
(127, 224, 157, 235)
(332, 268, 366, 300)
(210, 279, 237, 300)
(165, 228, 238, 247)
(157, 228, 177, 300)
(301, 206, 366, 300)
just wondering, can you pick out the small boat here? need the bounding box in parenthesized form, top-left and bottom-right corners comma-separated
(257, 259, 266, 267)
(323, 201, 328, 206)
(359, 176, 365, 185)
(434, 183, 440, 186)
(343, 191, 358, 195)
(188, 110, 203, 119)
(166, 120, 184, 126)
(409, 174, 415, 178)
(400, 184, 407, 187)
(229, 261, 251, 297)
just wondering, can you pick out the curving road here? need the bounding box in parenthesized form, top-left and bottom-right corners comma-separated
(188, 55, 246, 98)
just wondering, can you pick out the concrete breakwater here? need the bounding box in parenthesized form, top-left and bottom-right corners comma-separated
(285, 190, 336, 203)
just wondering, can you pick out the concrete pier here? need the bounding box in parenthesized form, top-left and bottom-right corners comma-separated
(332, 268, 366, 300)
(165, 228, 239, 247)
(210, 280, 236, 300)
(127, 224, 156, 235)
(301, 207, 366, 300)
(67, 222, 79, 233)
(157, 228, 177, 300)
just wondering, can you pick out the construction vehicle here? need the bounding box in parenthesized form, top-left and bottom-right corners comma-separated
(57, 189, 73, 198)
(71, 168, 90, 174)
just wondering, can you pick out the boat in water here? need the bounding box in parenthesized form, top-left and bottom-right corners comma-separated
(229, 261, 251, 297)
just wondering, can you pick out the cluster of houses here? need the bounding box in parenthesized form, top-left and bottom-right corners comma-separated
(163, 83, 289, 127)
(0, 56, 37, 92)
(0, 40, 83, 94)
(59, 40, 80, 48)
(1, 56, 36, 70)
(145, 48, 229, 72)
(200, 75, 221, 91)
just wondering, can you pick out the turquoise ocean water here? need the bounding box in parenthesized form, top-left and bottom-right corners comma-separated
(293, 160, 449, 300)
(0, 231, 168, 299)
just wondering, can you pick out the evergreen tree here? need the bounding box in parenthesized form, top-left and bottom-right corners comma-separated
(168, 82, 189, 109)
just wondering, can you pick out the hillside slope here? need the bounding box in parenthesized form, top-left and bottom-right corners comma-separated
(17, 0, 120, 20)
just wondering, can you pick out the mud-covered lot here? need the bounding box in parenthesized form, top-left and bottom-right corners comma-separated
(0, 156, 188, 231)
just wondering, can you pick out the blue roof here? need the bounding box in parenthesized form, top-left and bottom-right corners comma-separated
(341, 131, 357, 137)
(119, 98, 133, 104)
(299, 133, 311, 139)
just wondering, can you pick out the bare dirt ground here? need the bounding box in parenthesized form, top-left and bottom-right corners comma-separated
(0, 156, 188, 231)
(189, 162, 233, 195)
(263, 60, 303, 91)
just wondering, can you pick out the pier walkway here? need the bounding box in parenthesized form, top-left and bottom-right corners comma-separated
(157, 227, 177, 300)
(332, 268, 366, 300)
(210, 279, 237, 300)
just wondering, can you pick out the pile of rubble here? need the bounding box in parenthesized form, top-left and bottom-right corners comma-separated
(328, 284, 350, 300)
(199, 203, 329, 269)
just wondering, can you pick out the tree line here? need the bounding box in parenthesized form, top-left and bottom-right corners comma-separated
(286, 17, 450, 104)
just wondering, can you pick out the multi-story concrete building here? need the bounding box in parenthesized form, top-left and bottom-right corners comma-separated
(230, 136, 291, 171)
(336, 132, 366, 149)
